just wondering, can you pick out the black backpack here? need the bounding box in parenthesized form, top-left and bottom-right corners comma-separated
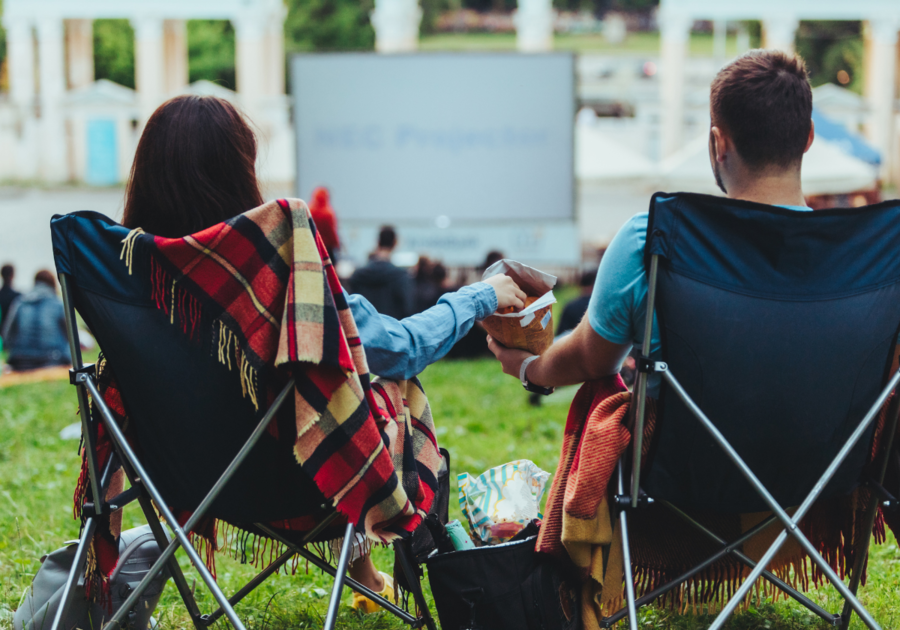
(426, 535, 580, 630)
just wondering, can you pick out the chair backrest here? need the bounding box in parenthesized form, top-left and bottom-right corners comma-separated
(641, 194, 900, 512)
(52, 211, 327, 523)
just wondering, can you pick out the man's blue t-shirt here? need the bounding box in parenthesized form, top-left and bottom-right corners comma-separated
(588, 205, 812, 396)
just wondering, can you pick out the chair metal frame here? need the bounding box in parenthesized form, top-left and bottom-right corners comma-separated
(600, 255, 900, 630)
(52, 273, 438, 630)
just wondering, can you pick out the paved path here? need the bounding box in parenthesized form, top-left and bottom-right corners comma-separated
(0, 187, 126, 290)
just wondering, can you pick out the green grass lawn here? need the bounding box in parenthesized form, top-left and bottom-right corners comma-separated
(420, 31, 747, 57)
(1, 355, 899, 628)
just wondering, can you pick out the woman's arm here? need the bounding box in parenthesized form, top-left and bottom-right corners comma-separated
(348, 275, 525, 380)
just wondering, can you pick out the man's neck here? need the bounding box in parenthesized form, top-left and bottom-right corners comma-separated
(371, 248, 393, 261)
(725, 170, 807, 208)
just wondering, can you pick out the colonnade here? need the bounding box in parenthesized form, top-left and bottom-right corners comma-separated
(372, 0, 556, 53)
(657, 1, 900, 183)
(2, 3, 287, 182)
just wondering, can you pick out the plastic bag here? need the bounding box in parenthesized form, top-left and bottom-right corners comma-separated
(481, 260, 558, 354)
(458, 460, 551, 545)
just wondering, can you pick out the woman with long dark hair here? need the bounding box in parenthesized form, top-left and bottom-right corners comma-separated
(122, 95, 524, 611)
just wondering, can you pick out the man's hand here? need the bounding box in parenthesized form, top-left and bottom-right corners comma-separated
(487, 335, 535, 380)
(487, 316, 632, 389)
(483, 275, 527, 312)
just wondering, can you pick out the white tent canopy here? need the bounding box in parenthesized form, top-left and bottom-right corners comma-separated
(576, 125, 656, 182)
(659, 134, 878, 196)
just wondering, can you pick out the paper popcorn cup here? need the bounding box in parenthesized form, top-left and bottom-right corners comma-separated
(481, 259, 557, 355)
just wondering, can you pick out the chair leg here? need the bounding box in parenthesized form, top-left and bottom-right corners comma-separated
(394, 540, 438, 630)
(135, 495, 206, 630)
(49, 518, 97, 630)
(323, 522, 355, 630)
(840, 496, 881, 630)
(616, 463, 639, 630)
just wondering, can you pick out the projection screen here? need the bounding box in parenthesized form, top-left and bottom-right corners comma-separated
(292, 53, 577, 265)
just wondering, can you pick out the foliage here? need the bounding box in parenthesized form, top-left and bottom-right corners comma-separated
(284, 0, 375, 53)
(93, 19, 136, 89)
(795, 21, 864, 93)
(187, 20, 236, 90)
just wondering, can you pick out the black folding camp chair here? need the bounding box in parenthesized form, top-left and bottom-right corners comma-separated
(602, 193, 900, 630)
(48, 211, 438, 630)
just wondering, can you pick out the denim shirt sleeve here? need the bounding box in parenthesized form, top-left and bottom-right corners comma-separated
(347, 282, 498, 380)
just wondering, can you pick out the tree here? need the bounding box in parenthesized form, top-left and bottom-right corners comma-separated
(284, 0, 375, 52)
(94, 19, 135, 89)
(187, 20, 236, 90)
(795, 21, 864, 93)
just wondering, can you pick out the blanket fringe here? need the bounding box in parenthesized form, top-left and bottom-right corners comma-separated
(120, 228, 145, 275)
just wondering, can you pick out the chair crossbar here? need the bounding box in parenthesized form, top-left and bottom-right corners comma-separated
(203, 511, 342, 625)
(658, 367, 899, 630)
(661, 501, 839, 624)
(600, 509, 812, 628)
(255, 523, 425, 627)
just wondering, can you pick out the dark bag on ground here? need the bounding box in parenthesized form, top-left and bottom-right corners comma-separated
(14, 525, 169, 630)
(426, 535, 580, 630)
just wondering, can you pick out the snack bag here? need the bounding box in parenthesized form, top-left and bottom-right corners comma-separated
(481, 260, 557, 354)
(458, 460, 551, 545)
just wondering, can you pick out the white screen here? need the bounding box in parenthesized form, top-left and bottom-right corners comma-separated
(292, 53, 574, 223)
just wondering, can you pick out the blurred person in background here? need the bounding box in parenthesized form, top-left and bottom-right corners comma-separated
(556, 269, 598, 338)
(119, 94, 526, 612)
(308, 186, 340, 262)
(0, 264, 21, 339)
(348, 226, 414, 319)
(1, 270, 71, 371)
(413, 256, 439, 313)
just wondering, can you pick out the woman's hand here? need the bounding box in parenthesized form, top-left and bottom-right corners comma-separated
(483, 274, 527, 312)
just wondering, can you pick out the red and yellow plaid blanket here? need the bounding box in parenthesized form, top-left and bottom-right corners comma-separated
(538, 376, 897, 628)
(76, 198, 441, 599)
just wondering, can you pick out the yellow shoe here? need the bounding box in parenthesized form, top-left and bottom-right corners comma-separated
(351, 571, 395, 614)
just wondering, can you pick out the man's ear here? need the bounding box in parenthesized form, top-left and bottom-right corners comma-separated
(804, 120, 815, 154)
(710, 126, 728, 163)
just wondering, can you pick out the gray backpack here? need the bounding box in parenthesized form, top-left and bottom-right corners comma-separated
(14, 525, 169, 630)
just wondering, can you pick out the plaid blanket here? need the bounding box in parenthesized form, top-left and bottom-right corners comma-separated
(538, 376, 895, 628)
(75, 199, 441, 599)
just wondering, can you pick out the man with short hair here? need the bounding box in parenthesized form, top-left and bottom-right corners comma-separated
(489, 50, 816, 393)
(349, 225, 415, 320)
(0, 264, 20, 337)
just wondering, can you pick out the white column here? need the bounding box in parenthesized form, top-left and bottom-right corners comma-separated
(266, 10, 287, 95)
(762, 15, 798, 53)
(235, 15, 267, 121)
(864, 19, 899, 183)
(6, 19, 36, 110)
(713, 19, 727, 62)
(37, 17, 69, 182)
(659, 12, 691, 158)
(66, 19, 94, 90)
(371, 0, 421, 53)
(132, 17, 165, 122)
(4, 18, 38, 180)
(514, 0, 555, 53)
(163, 20, 189, 94)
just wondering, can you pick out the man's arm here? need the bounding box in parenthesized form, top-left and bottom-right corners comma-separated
(488, 314, 631, 388)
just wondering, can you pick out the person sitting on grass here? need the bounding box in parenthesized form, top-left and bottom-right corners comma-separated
(1, 270, 71, 372)
(119, 93, 526, 612)
(489, 49, 817, 399)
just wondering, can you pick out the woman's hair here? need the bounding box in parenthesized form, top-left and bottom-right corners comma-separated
(122, 95, 264, 238)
